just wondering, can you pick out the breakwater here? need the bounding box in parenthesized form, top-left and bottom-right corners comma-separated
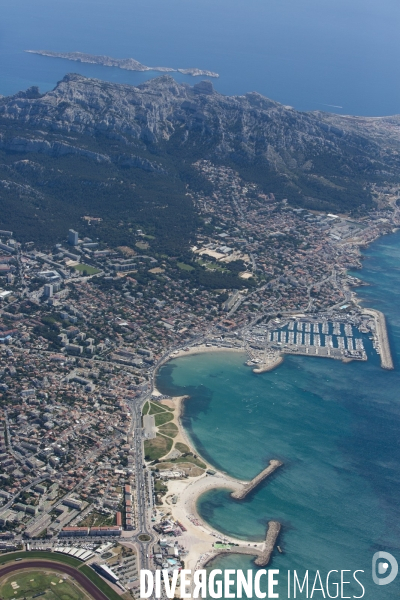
(254, 521, 282, 567)
(231, 460, 283, 500)
(362, 308, 394, 370)
(203, 520, 282, 568)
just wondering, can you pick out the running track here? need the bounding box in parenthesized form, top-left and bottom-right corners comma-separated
(0, 560, 112, 600)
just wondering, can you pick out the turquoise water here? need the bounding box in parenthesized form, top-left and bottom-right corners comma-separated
(1, 0, 400, 115)
(157, 231, 400, 598)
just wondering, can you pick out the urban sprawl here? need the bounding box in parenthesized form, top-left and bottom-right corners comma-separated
(0, 162, 399, 597)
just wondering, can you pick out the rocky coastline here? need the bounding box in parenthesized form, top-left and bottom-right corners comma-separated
(26, 50, 219, 78)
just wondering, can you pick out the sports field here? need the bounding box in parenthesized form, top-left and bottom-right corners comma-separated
(0, 569, 87, 600)
(73, 264, 100, 275)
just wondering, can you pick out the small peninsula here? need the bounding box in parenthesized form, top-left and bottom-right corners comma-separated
(25, 50, 219, 78)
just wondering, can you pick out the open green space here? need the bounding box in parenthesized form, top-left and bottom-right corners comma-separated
(0, 552, 121, 600)
(198, 260, 228, 272)
(154, 480, 168, 493)
(177, 262, 195, 272)
(169, 455, 207, 469)
(144, 434, 173, 461)
(158, 423, 178, 438)
(154, 411, 174, 427)
(73, 264, 100, 275)
(148, 402, 168, 415)
(77, 510, 115, 528)
(0, 570, 85, 600)
(175, 442, 190, 454)
(78, 566, 121, 600)
(142, 401, 149, 415)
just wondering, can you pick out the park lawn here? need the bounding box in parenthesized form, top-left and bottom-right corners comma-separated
(148, 402, 168, 415)
(73, 264, 100, 275)
(0, 570, 85, 600)
(198, 260, 227, 272)
(154, 411, 174, 427)
(144, 434, 173, 461)
(148, 402, 172, 415)
(142, 401, 149, 415)
(177, 262, 194, 271)
(158, 423, 178, 438)
(154, 480, 168, 493)
(175, 442, 190, 454)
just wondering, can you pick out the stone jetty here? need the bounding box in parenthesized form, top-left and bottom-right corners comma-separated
(231, 460, 283, 500)
(254, 521, 282, 566)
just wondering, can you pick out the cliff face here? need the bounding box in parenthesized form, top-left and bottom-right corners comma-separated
(0, 74, 399, 247)
(1, 74, 399, 170)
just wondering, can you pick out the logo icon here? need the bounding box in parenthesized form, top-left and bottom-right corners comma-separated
(372, 551, 398, 586)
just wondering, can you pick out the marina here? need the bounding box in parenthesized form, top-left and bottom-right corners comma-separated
(243, 312, 375, 371)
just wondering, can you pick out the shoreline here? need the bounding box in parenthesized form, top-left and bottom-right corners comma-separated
(152, 352, 284, 573)
(152, 345, 246, 390)
(154, 343, 284, 378)
(253, 355, 284, 373)
(160, 466, 280, 575)
(167, 343, 245, 361)
(26, 49, 220, 78)
(149, 227, 399, 574)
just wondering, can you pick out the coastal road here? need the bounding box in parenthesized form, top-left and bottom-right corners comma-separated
(128, 399, 154, 574)
(0, 561, 110, 600)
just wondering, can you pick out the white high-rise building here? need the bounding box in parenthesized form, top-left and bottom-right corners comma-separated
(44, 284, 53, 298)
(68, 229, 79, 246)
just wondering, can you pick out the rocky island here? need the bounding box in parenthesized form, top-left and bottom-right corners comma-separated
(25, 50, 220, 78)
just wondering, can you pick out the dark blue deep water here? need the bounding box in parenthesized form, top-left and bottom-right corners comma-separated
(1, 0, 400, 115)
(157, 231, 400, 599)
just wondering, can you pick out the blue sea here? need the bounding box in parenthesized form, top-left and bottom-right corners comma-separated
(157, 231, 400, 599)
(1, 0, 400, 116)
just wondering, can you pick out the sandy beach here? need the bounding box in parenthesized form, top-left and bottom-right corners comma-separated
(167, 343, 245, 361)
(161, 472, 266, 573)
